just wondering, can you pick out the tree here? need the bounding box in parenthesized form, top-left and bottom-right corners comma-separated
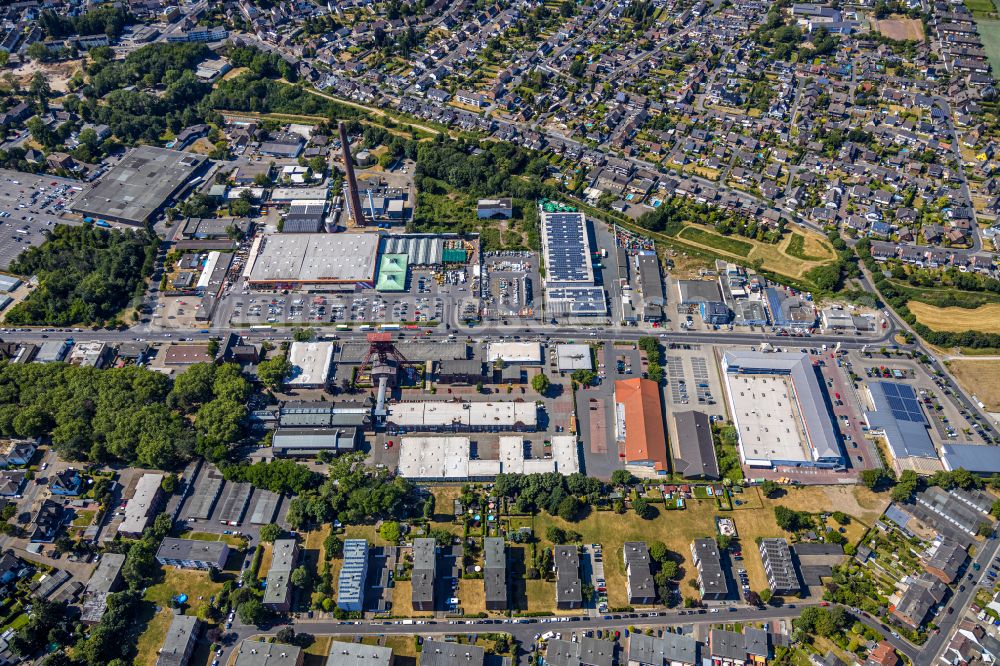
(649, 541, 669, 563)
(423, 493, 436, 520)
(160, 474, 178, 493)
(379, 520, 401, 544)
(715, 534, 732, 551)
(634, 496, 651, 519)
(760, 480, 780, 498)
(557, 495, 582, 521)
(257, 356, 291, 390)
(977, 521, 994, 538)
(546, 526, 567, 544)
(275, 627, 296, 645)
(259, 523, 283, 542)
(774, 506, 811, 532)
(531, 372, 550, 395)
(611, 469, 635, 487)
(759, 589, 773, 605)
(238, 599, 266, 626)
(659, 559, 680, 580)
(831, 511, 850, 525)
(290, 565, 311, 589)
(860, 468, 895, 492)
(324, 534, 343, 559)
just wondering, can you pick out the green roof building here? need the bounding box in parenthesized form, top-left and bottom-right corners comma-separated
(376, 253, 408, 291)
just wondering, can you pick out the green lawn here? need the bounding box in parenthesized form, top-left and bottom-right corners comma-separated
(136, 568, 224, 666)
(978, 19, 1000, 72)
(965, 0, 998, 16)
(785, 234, 825, 261)
(181, 531, 246, 548)
(678, 226, 754, 257)
(72, 510, 96, 527)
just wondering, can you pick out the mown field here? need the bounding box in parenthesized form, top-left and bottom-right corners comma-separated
(908, 301, 1000, 334)
(948, 359, 1000, 411)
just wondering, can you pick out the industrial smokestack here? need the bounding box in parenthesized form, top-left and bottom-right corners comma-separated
(338, 121, 365, 227)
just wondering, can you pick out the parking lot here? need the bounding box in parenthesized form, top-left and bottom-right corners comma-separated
(481, 251, 541, 322)
(0, 169, 85, 269)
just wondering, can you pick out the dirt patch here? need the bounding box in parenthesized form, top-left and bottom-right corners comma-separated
(11, 59, 83, 93)
(872, 16, 925, 40)
(948, 359, 1000, 411)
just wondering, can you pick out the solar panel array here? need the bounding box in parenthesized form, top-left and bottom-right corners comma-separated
(877, 381, 925, 423)
(547, 286, 607, 314)
(543, 213, 592, 283)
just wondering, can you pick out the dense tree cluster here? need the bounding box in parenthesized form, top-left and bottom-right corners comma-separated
(285, 453, 417, 529)
(0, 363, 195, 468)
(5, 225, 156, 326)
(774, 505, 813, 532)
(222, 459, 321, 495)
(40, 6, 131, 40)
(492, 472, 603, 521)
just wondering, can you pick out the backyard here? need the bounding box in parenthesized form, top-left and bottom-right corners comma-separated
(135, 568, 225, 666)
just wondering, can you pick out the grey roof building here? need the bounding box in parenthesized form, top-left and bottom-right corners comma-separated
(692, 538, 729, 600)
(892, 573, 949, 629)
(672, 411, 720, 480)
(337, 539, 369, 612)
(710, 629, 746, 664)
(759, 538, 800, 596)
(624, 541, 656, 605)
(72, 146, 207, 225)
(554, 545, 582, 609)
(484, 537, 507, 611)
(233, 639, 303, 666)
(907, 486, 995, 546)
(272, 428, 358, 457)
(420, 639, 485, 665)
(156, 614, 200, 666)
(863, 382, 938, 466)
(264, 538, 298, 612)
(156, 537, 230, 570)
(412, 538, 437, 611)
(324, 641, 392, 665)
(922, 538, 967, 584)
(744, 627, 769, 660)
(81, 553, 126, 624)
(628, 632, 699, 666)
(546, 636, 616, 666)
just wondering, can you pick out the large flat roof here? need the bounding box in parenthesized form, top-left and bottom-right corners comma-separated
(614, 378, 669, 473)
(486, 342, 543, 364)
(941, 443, 1000, 473)
(248, 233, 380, 284)
(722, 351, 843, 467)
(72, 146, 206, 225)
(386, 400, 537, 430)
(541, 211, 594, 285)
(286, 341, 335, 386)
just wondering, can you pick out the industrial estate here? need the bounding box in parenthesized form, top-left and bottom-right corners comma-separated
(0, 1, 997, 666)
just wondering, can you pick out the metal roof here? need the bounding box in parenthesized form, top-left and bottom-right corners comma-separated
(541, 212, 594, 284)
(864, 381, 937, 460)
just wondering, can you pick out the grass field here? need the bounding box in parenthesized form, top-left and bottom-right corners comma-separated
(136, 569, 224, 666)
(678, 227, 754, 256)
(979, 19, 1000, 72)
(500, 485, 884, 609)
(947, 359, 1000, 410)
(785, 233, 830, 261)
(182, 531, 246, 548)
(908, 301, 1000, 334)
(966, 0, 999, 16)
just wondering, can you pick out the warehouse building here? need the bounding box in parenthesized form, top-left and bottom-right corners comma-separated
(72, 147, 207, 225)
(477, 198, 513, 219)
(337, 539, 369, 612)
(396, 436, 579, 480)
(386, 401, 538, 433)
(672, 411, 720, 480)
(285, 341, 335, 388)
(375, 253, 408, 292)
(864, 382, 940, 474)
(722, 351, 843, 469)
(556, 344, 593, 372)
(246, 233, 380, 289)
(678, 280, 723, 305)
(614, 378, 669, 475)
(541, 211, 607, 316)
(486, 342, 543, 364)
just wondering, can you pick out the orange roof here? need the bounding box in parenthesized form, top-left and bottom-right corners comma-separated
(869, 642, 898, 666)
(615, 378, 669, 472)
